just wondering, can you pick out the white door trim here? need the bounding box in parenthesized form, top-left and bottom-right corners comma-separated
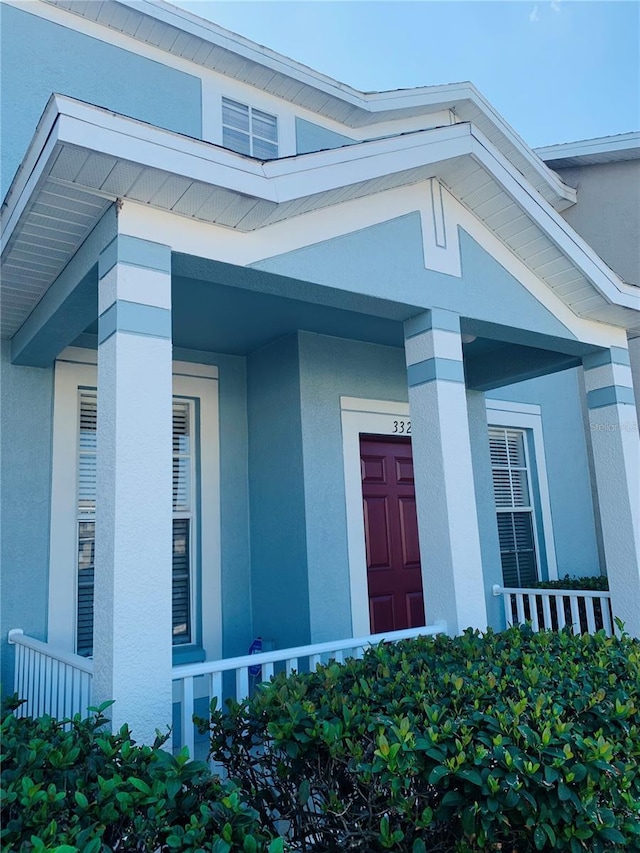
(340, 396, 411, 637)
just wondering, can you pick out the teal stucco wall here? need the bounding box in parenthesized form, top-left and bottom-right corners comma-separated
(0, 4, 202, 199)
(251, 216, 578, 346)
(0, 342, 54, 692)
(297, 332, 409, 641)
(247, 334, 311, 651)
(488, 368, 601, 579)
(295, 117, 356, 155)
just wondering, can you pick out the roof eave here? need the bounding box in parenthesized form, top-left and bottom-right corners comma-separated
(1, 97, 637, 343)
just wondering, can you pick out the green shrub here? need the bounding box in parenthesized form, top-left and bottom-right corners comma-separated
(1, 698, 281, 853)
(203, 628, 640, 852)
(533, 575, 609, 592)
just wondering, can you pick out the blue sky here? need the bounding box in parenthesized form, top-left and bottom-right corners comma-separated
(172, 0, 639, 148)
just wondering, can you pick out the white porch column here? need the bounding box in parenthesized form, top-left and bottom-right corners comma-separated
(93, 233, 173, 742)
(404, 309, 488, 633)
(583, 346, 640, 636)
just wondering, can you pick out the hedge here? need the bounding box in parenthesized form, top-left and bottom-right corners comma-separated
(1, 698, 282, 853)
(203, 627, 640, 853)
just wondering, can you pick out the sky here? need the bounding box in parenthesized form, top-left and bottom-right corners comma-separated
(171, 0, 640, 148)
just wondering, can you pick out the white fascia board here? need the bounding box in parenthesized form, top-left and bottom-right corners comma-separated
(451, 86, 577, 209)
(3, 96, 637, 319)
(536, 132, 640, 164)
(51, 100, 470, 202)
(119, 0, 365, 103)
(0, 94, 60, 239)
(0, 99, 62, 255)
(468, 127, 639, 311)
(262, 125, 472, 201)
(37, 1, 575, 210)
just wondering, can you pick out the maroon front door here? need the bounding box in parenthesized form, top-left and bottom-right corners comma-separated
(360, 435, 425, 634)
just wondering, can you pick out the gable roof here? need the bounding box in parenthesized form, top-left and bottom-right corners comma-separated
(1, 95, 638, 341)
(40, 0, 576, 212)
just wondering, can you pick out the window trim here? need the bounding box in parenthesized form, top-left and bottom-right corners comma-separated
(221, 96, 279, 159)
(47, 348, 222, 661)
(485, 400, 558, 582)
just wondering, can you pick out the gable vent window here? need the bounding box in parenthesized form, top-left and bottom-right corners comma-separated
(222, 97, 278, 159)
(75, 393, 196, 656)
(489, 427, 538, 588)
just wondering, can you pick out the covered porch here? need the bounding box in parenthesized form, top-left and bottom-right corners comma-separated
(2, 96, 639, 747)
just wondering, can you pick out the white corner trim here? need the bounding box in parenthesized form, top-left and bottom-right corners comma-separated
(340, 397, 411, 637)
(47, 354, 222, 657)
(485, 399, 558, 580)
(484, 399, 541, 417)
(172, 360, 219, 380)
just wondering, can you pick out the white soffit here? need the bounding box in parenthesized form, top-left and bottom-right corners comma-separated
(38, 0, 575, 213)
(1, 97, 638, 341)
(536, 132, 640, 169)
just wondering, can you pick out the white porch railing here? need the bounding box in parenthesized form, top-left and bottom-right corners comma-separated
(8, 629, 93, 720)
(172, 622, 446, 757)
(493, 584, 614, 636)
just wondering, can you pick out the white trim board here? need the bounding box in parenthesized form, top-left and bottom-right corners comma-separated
(47, 354, 222, 659)
(485, 399, 558, 581)
(340, 397, 411, 637)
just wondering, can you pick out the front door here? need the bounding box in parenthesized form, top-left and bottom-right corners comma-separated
(360, 435, 425, 633)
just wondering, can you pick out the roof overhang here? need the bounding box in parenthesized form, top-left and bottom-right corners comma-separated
(1, 95, 638, 340)
(38, 0, 576, 213)
(536, 132, 640, 169)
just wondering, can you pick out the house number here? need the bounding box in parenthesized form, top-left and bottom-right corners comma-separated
(392, 420, 411, 434)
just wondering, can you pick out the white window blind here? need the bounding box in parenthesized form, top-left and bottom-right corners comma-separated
(75, 393, 195, 655)
(172, 400, 193, 645)
(222, 97, 278, 159)
(489, 428, 537, 588)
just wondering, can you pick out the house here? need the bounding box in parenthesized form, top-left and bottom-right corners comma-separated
(1, 0, 638, 747)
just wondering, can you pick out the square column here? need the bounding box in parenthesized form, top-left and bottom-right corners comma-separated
(583, 347, 640, 636)
(93, 234, 173, 743)
(404, 309, 488, 633)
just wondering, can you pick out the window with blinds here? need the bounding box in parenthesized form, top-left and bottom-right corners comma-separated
(222, 97, 278, 159)
(489, 427, 538, 588)
(75, 393, 196, 656)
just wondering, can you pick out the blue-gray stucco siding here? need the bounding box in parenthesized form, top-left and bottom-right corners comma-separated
(488, 369, 601, 578)
(0, 4, 202, 199)
(0, 341, 54, 692)
(295, 117, 356, 155)
(247, 335, 311, 650)
(251, 216, 578, 346)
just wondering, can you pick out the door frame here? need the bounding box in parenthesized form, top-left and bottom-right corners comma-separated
(340, 396, 414, 637)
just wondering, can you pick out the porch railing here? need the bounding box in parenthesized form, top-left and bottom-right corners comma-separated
(172, 622, 446, 757)
(8, 629, 93, 720)
(493, 584, 614, 636)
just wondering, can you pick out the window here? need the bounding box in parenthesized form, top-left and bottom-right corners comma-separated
(48, 352, 222, 662)
(489, 427, 538, 588)
(74, 394, 197, 656)
(222, 97, 278, 159)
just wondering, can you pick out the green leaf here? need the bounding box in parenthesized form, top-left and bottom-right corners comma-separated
(129, 778, 152, 795)
(412, 840, 427, 853)
(534, 826, 546, 850)
(267, 840, 285, 853)
(243, 837, 258, 853)
(428, 765, 449, 785)
(599, 827, 625, 843)
(74, 790, 89, 810)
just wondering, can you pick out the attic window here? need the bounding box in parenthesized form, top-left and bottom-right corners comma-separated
(222, 97, 278, 159)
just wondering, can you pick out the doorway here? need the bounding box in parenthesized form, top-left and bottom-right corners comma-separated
(360, 434, 425, 633)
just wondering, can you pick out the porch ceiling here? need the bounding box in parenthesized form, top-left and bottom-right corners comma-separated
(2, 96, 639, 343)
